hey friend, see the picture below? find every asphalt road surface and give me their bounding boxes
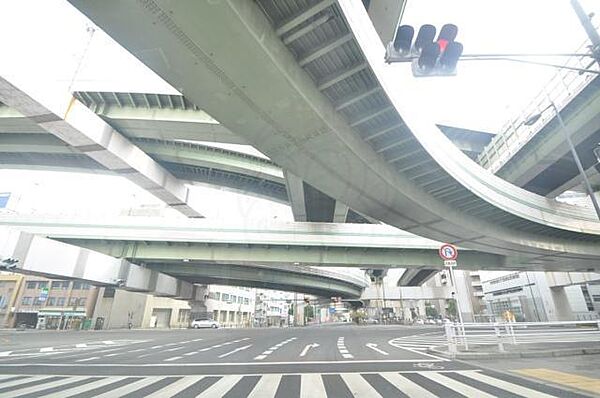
[0,324,596,397]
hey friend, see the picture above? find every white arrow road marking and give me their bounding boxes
[366,343,389,356]
[300,343,320,357]
[40,347,54,352]
[0,351,11,357]
[218,344,252,358]
[75,343,87,348]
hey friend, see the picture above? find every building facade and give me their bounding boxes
[483,272,600,322]
[1,274,99,329]
[92,287,193,329]
[254,289,293,327]
[0,273,24,328]
[205,285,256,327]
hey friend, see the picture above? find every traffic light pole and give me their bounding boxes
[386,52,600,75]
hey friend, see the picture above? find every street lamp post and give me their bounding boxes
[524,101,600,220]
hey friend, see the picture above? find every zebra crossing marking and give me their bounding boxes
[0,370,589,398]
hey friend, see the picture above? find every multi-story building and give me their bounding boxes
[483,272,600,322]
[9,275,99,329]
[254,289,293,327]
[205,285,256,327]
[92,287,193,329]
[0,273,24,328]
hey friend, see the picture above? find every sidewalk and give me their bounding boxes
[465,351,600,397]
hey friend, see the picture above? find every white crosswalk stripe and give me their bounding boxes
[0,376,82,398]
[197,375,243,397]
[0,370,583,397]
[301,373,327,397]
[379,372,437,398]
[44,377,127,398]
[247,374,282,397]
[145,376,203,398]
[341,373,383,398]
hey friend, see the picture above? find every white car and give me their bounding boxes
[191,319,220,329]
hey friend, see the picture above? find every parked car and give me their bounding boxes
[191,319,220,329]
[415,319,425,325]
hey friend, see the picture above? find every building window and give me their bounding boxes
[178,309,190,323]
[33,297,44,306]
[244,298,249,305]
[51,281,70,290]
[26,281,37,289]
[592,295,600,302]
[37,282,48,289]
[208,292,220,300]
[46,297,56,306]
[21,297,32,305]
[69,297,78,306]
[222,293,230,302]
[72,282,90,290]
[77,298,87,306]
[56,297,65,306]
[230,295,236,304]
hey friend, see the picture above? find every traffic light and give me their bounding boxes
[393,25,414,54]
[385,23,463,77]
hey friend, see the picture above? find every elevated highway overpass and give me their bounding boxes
[478,72,600,197]
[68,0,600,270]
[0,216,507,270]
[0,226,368,298]
[0,93,495,222]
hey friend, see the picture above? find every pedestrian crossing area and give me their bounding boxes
[0,370,589,397]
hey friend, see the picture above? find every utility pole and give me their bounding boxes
[570,0,600,65]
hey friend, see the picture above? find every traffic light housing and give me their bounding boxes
[386,23,463,77]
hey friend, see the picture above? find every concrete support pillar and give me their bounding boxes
[189,285,209,320]
[295,301,305,326]
[550,286,575,321]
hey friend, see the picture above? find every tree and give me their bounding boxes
[446,299,457,318]
[304,305,314,320]
[425,303,438,318]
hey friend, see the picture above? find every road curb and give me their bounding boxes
[427,345,600,360]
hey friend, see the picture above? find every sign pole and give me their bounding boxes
[439,243,467,349]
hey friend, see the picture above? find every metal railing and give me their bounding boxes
[445,320,600,354]
[477,35,600,173]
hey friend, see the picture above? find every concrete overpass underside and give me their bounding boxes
[68,0,600,271]
[143,262,365,298]
[1,228,367,298]
[489,76,600,197]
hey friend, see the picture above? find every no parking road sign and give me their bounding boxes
[439,243,458,265]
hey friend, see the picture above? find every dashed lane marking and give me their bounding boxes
[254,337,297,361]
[337,337,353,359]
[74,357,99,362]
[218,344,253,359]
